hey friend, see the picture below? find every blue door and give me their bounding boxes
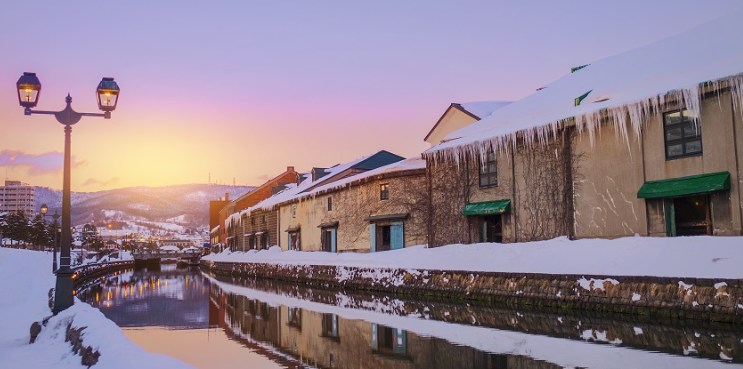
[330,228,337,253]
[390,222,404,250]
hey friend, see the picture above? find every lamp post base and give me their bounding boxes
[52,268,75,314]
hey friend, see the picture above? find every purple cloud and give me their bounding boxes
[0,150,63,175]
[82,177,120,187]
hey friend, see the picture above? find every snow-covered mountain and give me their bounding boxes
[35,184,253,232]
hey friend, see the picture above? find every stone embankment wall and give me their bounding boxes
[202,260,743,323]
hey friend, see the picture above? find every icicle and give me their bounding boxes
[427,74,743,169]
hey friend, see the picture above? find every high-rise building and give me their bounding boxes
[0,180,36,216]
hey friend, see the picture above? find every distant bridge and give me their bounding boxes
[132,249,202,266]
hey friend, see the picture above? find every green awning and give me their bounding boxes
[462,200,511,216]
[637,171,730,199]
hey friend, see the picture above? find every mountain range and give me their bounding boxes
[34,184,253,232]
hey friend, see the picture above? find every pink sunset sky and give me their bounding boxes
[1,0,740,191]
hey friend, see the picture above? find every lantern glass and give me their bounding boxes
[96,77,120,112]
[40,203,48,215]
[16,72,41,108]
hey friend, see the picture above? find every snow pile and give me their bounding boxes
[205,235,743,279]
[426,11,743,162]
[0,248,191,369]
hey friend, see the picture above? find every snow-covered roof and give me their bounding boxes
[458,101,512,119]
[302,157,426,198]
[426,12,743,159]
[226,151,405,224]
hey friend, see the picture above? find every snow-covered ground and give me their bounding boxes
[204,236,743,279]
[0,248,192,369]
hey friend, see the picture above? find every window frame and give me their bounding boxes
[327,197,333,211]
[380,183,389,201]
[663,109,703,160]
[478,151,498,188]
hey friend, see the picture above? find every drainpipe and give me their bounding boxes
[731,92,743,235]
[511,144,519,242]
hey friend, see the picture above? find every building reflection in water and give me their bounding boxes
[79,266,743,369]
[211,284,563,369]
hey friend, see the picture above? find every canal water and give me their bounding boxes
[77,264,743,369]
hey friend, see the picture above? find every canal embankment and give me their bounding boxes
[0,248,192,369]
[201,236,743,323]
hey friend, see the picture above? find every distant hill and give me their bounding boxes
[35,184,253,231]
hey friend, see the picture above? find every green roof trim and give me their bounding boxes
[462,200,511,216]
[637,171,730,199]
[574,89,592,106]
[571,64,589,73]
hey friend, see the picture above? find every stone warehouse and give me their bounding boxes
[423,19,743,246]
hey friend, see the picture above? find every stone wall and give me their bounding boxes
[202,260,743,324]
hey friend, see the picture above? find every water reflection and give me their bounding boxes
[78,264,208,328]
[79,266,743,369]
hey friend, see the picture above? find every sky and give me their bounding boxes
[1,0,741,192]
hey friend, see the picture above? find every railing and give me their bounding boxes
[131,249,202,260]
[70,260,134,283]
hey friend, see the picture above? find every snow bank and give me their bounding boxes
[204,236,743,279]
[0,248,192,369]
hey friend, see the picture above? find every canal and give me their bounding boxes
[77,264,743,369]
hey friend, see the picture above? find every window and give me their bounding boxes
[327,197,333,211]
[287,307,302,329]
[479,151,498,188]
[251,217,255,225]
[262,214,267,224]
[261,232,269,249]
[321,314,339,338]
[380,184,389,200]
[372,324,407,356]
[288,231,301,251]
[291,205,296,218]
[664,109,702,159]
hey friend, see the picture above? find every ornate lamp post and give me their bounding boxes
[17,72,120,314]
[39,204,61,272]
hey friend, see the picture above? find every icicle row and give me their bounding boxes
[423,73,743,167]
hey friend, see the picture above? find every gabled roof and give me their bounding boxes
[423,101,511,142]
[304,157,425,197]
[426,11,743,159]
[227,150,405,223]
[232,166,298,207]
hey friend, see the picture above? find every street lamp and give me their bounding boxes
[17,72,120,314]
[40,204,61,272]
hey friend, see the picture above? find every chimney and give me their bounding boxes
[224,192,229,202]
[287,166,295,173]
